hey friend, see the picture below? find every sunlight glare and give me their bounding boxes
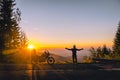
[28,44,35,49]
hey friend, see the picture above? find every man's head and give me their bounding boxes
[73,45,76,48]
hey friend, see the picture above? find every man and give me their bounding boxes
[65,45,83,64]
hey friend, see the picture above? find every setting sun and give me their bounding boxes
[28,44,35,49]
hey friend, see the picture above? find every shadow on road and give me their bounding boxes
[0,64,120,80]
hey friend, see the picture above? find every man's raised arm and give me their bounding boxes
[65,48,72,50]
[77,48,84,51]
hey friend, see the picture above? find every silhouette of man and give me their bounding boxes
[65,45,83,64]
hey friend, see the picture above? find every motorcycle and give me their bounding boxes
[32,50,55,64]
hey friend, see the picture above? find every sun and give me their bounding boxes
[28,44,35,50]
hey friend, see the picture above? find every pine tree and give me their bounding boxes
[19,31,28,48]
[0,0,20,49]
[113,22,120,55]
[0,0,27,62]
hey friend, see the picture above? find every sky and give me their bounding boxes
[16,0,120,51]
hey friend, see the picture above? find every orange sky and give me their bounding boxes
[28,39,113,49]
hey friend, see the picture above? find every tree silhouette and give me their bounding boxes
[113,22,120,55]
[0,0,27,62]
[90,45,111,59]
[102,45,109,55]
[19,31,28,48]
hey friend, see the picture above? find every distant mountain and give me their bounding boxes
[51,53,71,63]
[49,49,90,63]
[50,50,90,63]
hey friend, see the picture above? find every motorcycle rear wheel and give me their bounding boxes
[47,57,55,64]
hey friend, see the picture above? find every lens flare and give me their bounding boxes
[28,44,35,49]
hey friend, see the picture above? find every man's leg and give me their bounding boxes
[72,55,75,63]
[74,54,77,63]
